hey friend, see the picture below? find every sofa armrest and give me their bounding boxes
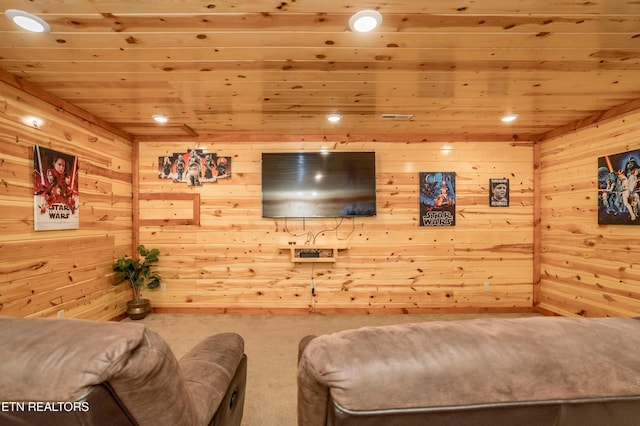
[298,335,316,362]
[209,354,247,426]
[297,334,329,426]
[179,332,246,426]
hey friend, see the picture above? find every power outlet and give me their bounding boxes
[57,310,64,319]
[160,282,167,292]
[483,282,490,291]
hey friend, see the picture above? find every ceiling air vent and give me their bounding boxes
[379,113,414,121]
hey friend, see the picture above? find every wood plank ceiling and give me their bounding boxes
[0,0,638,140]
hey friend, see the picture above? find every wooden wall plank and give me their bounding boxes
[539,107,640,317]
[137,139,535,312]
[0,80,133,320]
[3,49,639,319]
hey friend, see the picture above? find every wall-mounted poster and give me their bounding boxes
[598,149,640,225]
[158,148,231,186]
[490,178,509,207]
[33,145,79,231]
[419,172,456,226]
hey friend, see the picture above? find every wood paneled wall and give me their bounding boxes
[138,140,534,313]
[538,108,640,317]
[0,79,133,320]
[4,71,638,319]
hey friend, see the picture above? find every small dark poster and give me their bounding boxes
[490,178,509,207]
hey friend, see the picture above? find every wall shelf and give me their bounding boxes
[278,245,348,263]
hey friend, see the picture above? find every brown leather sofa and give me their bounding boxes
[0,317,247,426]
[298,316,640,426]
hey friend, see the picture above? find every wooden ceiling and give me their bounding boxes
[0,0,639,140]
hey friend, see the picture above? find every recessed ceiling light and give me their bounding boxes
[327,113,342,123]
[349,10,382,33]
[22,115,44,127]
[501,114,518,123]
[5,10,51,33]
[152,114,169,124]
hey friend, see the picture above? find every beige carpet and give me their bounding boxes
[128,312,539,426]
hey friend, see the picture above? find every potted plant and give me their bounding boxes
[113,245,162,320]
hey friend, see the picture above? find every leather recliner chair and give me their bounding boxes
[298,316,640,426]
[0,316,247,426]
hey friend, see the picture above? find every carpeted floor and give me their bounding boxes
[128,312,539,426]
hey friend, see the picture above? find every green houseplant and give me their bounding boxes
[113,245,162,319]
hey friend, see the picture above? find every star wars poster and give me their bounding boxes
[33,145,79,231]
[598,149,640,225]
[419,172,456,226]
[158,149,231,186]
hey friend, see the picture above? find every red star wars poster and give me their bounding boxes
[33,145,79,231]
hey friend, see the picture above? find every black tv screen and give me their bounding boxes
[262,152,377,218]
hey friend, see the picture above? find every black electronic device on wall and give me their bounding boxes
[261,151,377,218]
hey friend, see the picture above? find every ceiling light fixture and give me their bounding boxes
[5,9,51,33]
[501,114,518,123]
[22,115,44,128]
[152,114,169,124]
[327,113,342,123]
[349,10,382,33]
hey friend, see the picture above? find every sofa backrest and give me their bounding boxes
[0,317,198,425]
[298,316,640,426]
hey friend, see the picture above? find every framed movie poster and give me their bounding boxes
[490,178,509,207]
[598,149,640,225]
[419,172,456,226]
[33,145,79,231]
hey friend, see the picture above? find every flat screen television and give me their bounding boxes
[261,152,377,218]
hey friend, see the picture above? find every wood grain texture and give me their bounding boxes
[136,140,535,312]
[538,108,640,317]
[139,192,200,226]
[0,80,133,319]
[2,57,639,319]
[0,1,638,139]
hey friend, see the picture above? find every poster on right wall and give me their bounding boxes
[598,148,640,225]
[489,178,509,207]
